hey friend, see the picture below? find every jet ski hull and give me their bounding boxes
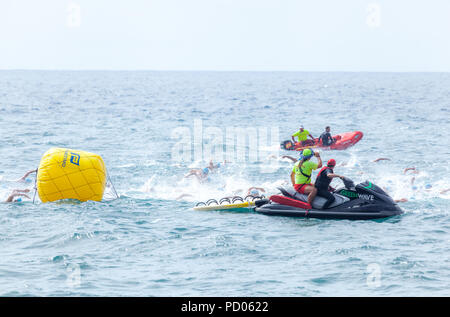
[256,181,404,220]
[255,202,403,220]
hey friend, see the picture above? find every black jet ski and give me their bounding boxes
[255,178,403,220]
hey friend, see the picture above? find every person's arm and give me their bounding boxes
[328,134,335,144]
[373,158,390,163]
[184,169,201,178]
[318,135,323,144]
[248,187,265,192]
[281,155,297,163]
[315,152,322,168]
[176,193,192,200]
[291,134,297,143]
[17,169,37,182]
[404,167,418,174]
[247,187,266,195]
[5,189,30,202]
[327,173,344,180]
[290,171,295,186]
[308,133,315,140]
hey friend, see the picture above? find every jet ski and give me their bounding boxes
[255,178,403,220]
[281,131,363,151]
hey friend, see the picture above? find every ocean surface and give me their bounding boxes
[0,71,449,296]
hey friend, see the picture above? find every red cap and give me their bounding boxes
[327,159,336,167]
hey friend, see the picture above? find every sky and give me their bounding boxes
[0,0,449,71]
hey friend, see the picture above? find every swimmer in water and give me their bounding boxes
[5,189,31,203]
[184,160,226,183]
[411,184,433,192]
[246,187,266,197]
[184,167,211,182]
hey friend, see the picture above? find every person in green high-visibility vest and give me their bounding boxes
[290,148,322,207]
[291,126,315,146]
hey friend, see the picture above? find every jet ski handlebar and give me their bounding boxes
[341,177,355,190]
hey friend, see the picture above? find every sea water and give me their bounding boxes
[0,71,449,296]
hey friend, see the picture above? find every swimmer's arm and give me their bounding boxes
[373,158,390,163]
[248,187,265,192]
[176,194,192,200]
[17,169,37,182]
[403,167,417,174]
[184,169,201,178]
[281,155,297,163]
[5,193,30,203]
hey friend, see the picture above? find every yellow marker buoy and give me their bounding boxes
[36,148,107,203]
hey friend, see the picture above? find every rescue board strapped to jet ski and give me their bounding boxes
[281,131,363,151]
[254,178,403,220]
[193,196,260,212]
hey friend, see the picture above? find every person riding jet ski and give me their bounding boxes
[314,159,346,209]
[291,148,322,207]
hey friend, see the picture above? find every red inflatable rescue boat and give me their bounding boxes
[281,131,363,151]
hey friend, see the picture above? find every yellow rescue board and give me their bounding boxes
[193,201,255,211]
[37,148,107,203]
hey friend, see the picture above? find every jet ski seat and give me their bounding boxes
[277,187,350,209]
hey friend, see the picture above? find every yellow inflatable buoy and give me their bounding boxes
[37,148,107,203]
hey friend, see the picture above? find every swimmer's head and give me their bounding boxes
[425,184,432,189]
[250,189,260,196]
[412,185,418,191]
[202,167,209,175]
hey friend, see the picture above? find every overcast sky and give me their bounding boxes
[1,0,449,71]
